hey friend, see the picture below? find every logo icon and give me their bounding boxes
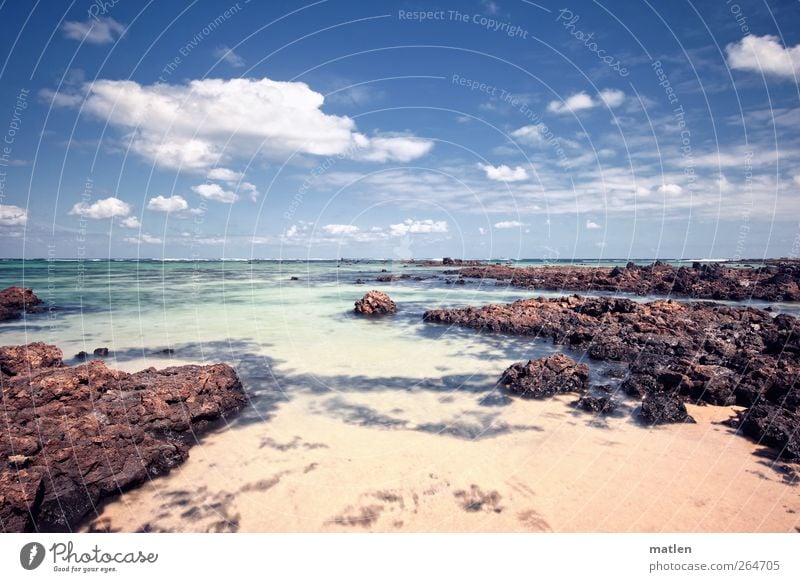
[20,542,46,570]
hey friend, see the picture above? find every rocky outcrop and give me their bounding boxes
[354,291,397,315]
[572,394,618,414]
[0,287,43,322]
[456,260,800,302]
[726,404,800,460]
[499,354,588,398]
[0,343,247,532]
[640,392,696,425]
[424,295,799,458]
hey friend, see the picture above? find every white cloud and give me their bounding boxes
[658,183,683,195]
[212,45,245,68]
[794,175,800,186]
[350,134,433,163]
[511,124,547,146]
[585,219,601,229]
[598,88,625,108]
[119,216,141,229]
[479,163,528,182]
[321,224,360,235]
[192,183,238,203]
[389,219,448,236]
[726,34,800,78]
[0,205,27,226]
[59,77,433,170]
[494,220,524,229]
[147,195,189,213]
[124,233,162,244]
[62,17,125,45]
[207,167,243,182]
[548,89,625,114]
[69,196,131,219]
[548,92,595,114]
[478,227,488,235]
[238,181,259,202]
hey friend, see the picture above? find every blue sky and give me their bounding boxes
[0,0,799,259]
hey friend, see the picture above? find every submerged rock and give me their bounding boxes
[499,354,589,398]
[354,290,397,316]
[0,342,247,532]
[0,287,43,322]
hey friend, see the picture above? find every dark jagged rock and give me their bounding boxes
[640,392,696,425]
[455,260,800,302]
[572,395,618,414]
[75,351,90,361]
[727,404,800,460]
[0,342,247,532]
[424,294,800,458]
[0,287,43,322]
[354,291,397,316]
[499,354,589,398]
[93,347,109,357]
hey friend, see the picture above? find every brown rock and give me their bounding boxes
[0,287,43,322]
[500,354,589,398]
[0,343,247,532]
[354,290,397,316]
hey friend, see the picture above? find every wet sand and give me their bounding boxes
[88,377,800,533]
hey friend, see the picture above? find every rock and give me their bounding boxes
[157,348,174,355]
[640,392,696,425]
[499,354,589,398]
[454,260,800,302]
[0,342,63,376]
[571,394,618,414]
[727,404,800,460]
[354,291,397,316]
[75,351,90,361]
[0,342,247,532]
[289,276,299,281]
[0,287,43,322]
[93,347,109,357]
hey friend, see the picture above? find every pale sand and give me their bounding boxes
[87,378,800,533]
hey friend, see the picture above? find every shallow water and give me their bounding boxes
[1,260,798,532]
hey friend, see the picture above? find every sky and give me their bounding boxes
[0,0,799,260]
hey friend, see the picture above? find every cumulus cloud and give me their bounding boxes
[658,183,683,195]
[0,205,28,226]
[147,195,189,213]
[548,89,625,114]
[321,224,360,235]
[124,233,162,244]
[192,183,238,203]
[62,17,125,45]
[119,216,141,229]
[727,34,800,78]
[212,45,245,68]
[56,77,433,170]
[511,124,547,146]
[494,220,524,229]
[69,196,131,219]
[585,219,601,229]
[479,163,529,182]
[389,219,448,236]
[207,167,243,182]
[0,204,28,226]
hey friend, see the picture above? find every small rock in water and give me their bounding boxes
[75,351,90,361]
[93,347,109,356]
[354,291,397,316]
